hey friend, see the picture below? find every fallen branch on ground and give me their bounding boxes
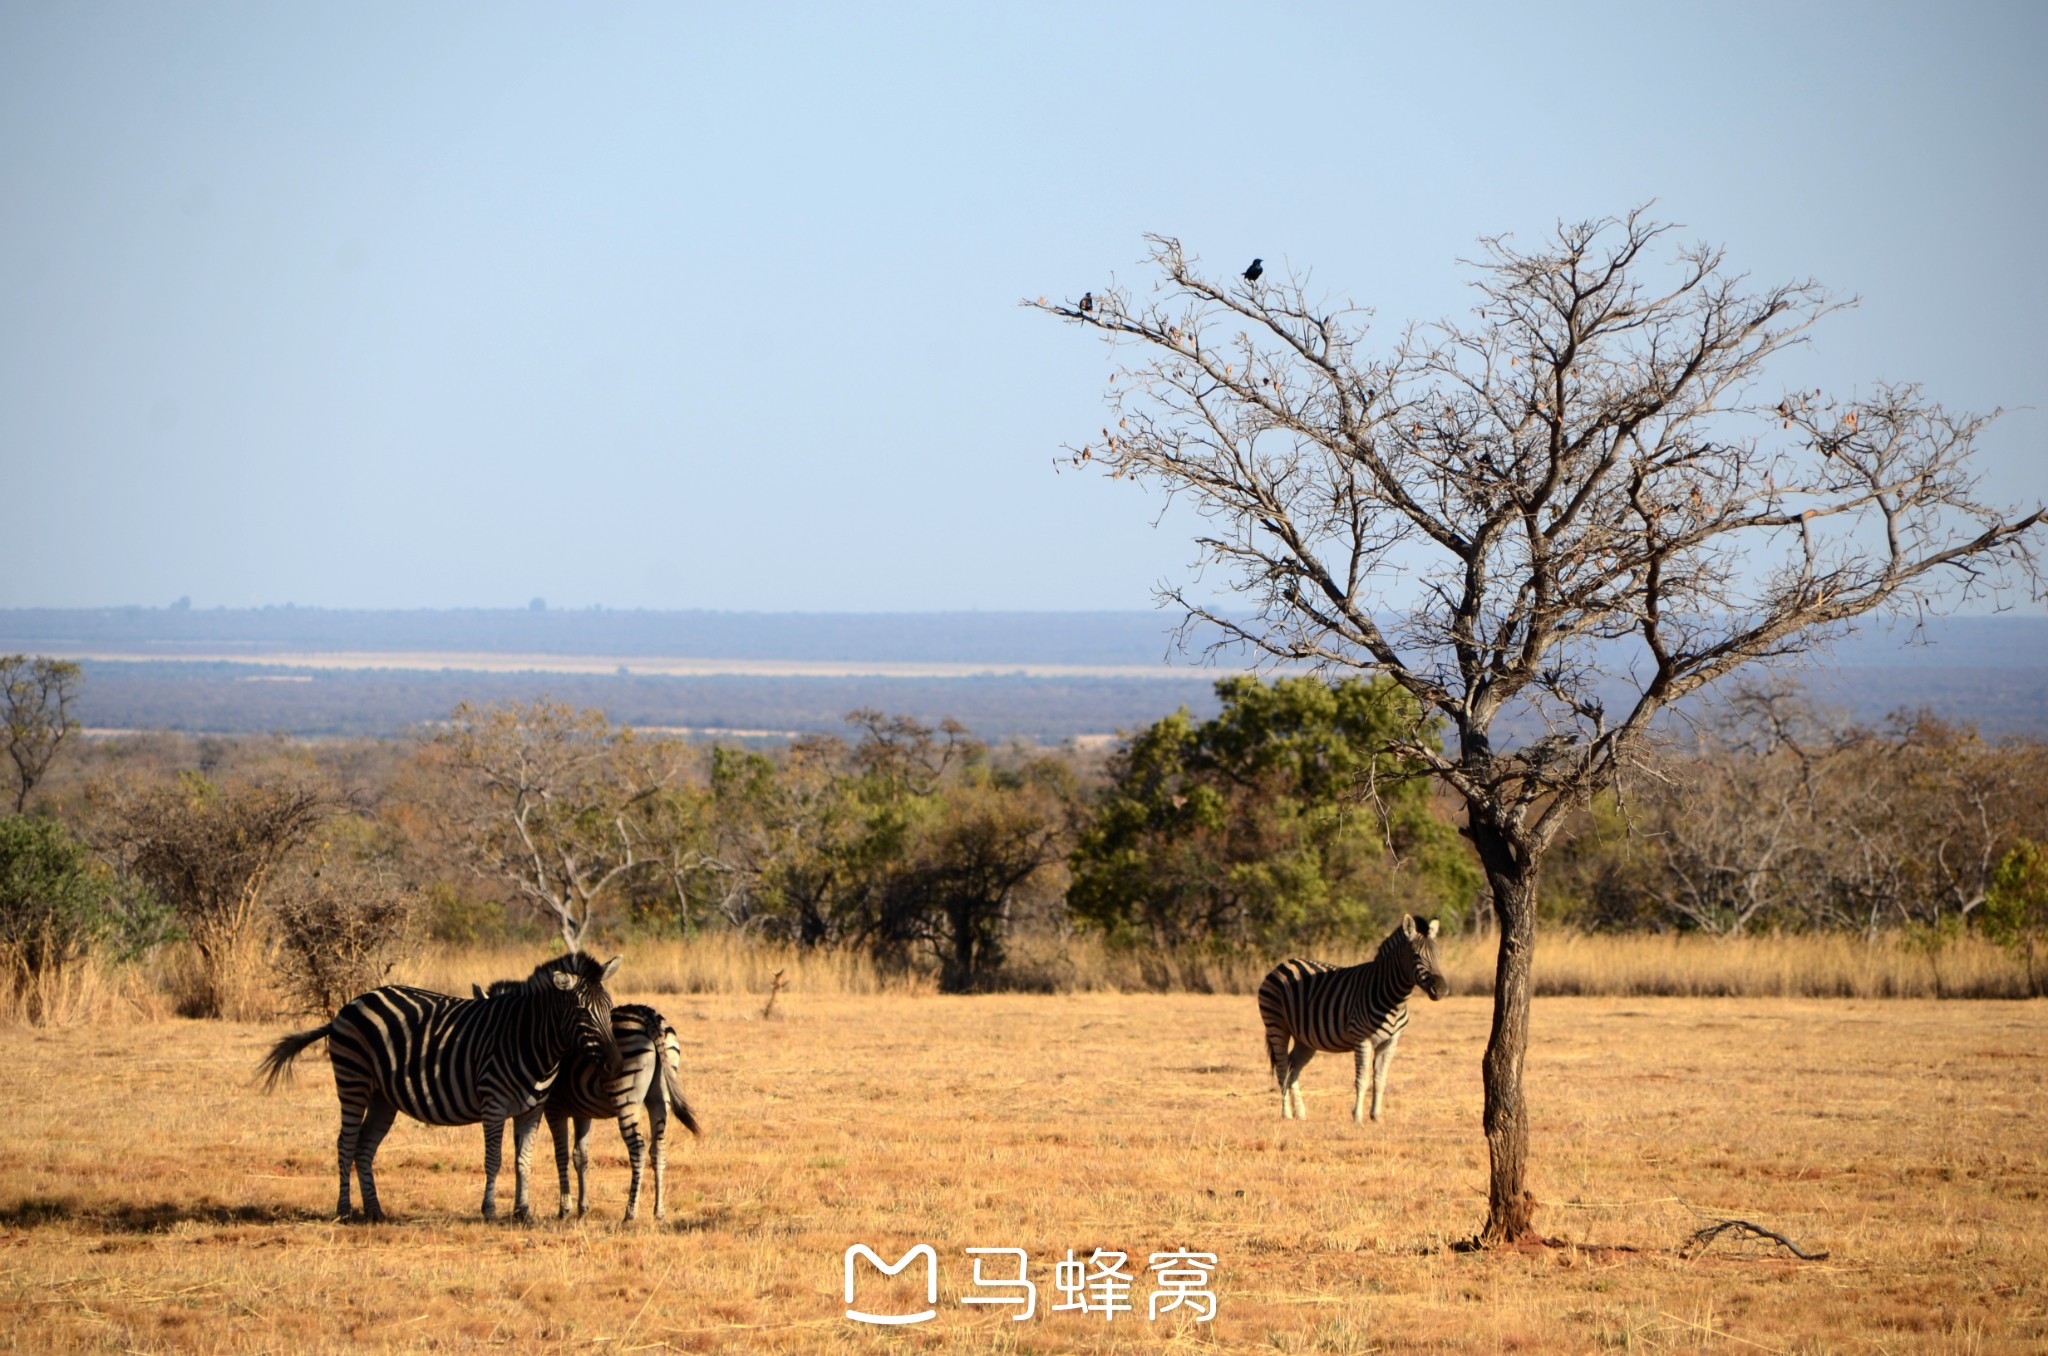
[1682,1218,1829,1260]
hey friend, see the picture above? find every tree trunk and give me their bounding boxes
[1471,817,1541,1245]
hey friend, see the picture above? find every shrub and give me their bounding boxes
[0,814,169,1023]
[270,853,421,1017]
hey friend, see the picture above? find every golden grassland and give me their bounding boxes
[400,930,2039,1004]
[1,972,2043,1353]
[5,930,2034,1032]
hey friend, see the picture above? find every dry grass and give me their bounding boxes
[0,954,170,1028]
[1434,930,2034,1001]
[398,929,2037,1006]
[5,930,2027,1030]
[1,984,2043,1352]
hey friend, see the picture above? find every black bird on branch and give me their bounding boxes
[1243,258,1264,283]
[1079,292,1094,312]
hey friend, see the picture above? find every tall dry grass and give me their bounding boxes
[401,928,2036,1003]
[1435,928,2031,1000]
[4,928,2033,1026]
[0,951,171,1027]
[397,934,931,1002]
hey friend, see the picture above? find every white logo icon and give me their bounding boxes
[843,1244,938,1326]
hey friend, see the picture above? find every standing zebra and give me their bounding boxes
[260,952,623,1222]
[1258,915,1448,1123]
[476,983,702,1221]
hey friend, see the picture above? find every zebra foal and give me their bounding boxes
[1258,915,1448,1123]
[260,952,623,1222]
[476,983,702,1221]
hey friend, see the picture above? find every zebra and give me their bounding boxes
[259,952,623,1223]
[475,982,702,1221]
[1257,915,1448,1123]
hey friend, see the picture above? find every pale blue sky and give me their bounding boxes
[2,1,2042,611]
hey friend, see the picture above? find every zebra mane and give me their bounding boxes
[1373,925,1415,962]
[473,952,609,1001]
[535,951,613,986]
[476,953,615,997]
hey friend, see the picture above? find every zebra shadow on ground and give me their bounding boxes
[0,1197,325,1233]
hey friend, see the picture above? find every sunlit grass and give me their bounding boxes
[403,928,2036,1003]
[1,990,2042,1351]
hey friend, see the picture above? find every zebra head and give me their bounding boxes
[1400,914,1449,1000]
[531,952,625,1074]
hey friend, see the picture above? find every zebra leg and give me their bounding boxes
[547,1109,573,1219]
[352,1095,399,1222]
[1286,1045,1315,1119]
[334,1100,366,1220]
[480,1116,505,1221]
[646,1089,669,1220]
[511,1106,543,1224]
[572,1116,593,1219]
[1370,1034,1400,1121]
[1353,1045,1370,1123]
[618,1109,647,1223]
[1266,1025,1295,1119]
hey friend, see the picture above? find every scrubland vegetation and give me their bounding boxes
[4,663,2048,1024]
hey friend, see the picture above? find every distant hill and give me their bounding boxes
[3,607,2041,741]
[0,606,1207,665]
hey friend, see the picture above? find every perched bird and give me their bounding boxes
[1079,292,1094,312]
[1243,258,1264,283]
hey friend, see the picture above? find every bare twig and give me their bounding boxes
[759,969,786,1021]
[1682,1218,1829,1261]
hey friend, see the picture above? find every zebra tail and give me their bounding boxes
[662,1060,702,1137]
[259,1023,333,1092]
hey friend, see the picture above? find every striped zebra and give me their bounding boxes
[1257,915,1447,1123]
[476,983,702,1221]
[259,952,623,1222]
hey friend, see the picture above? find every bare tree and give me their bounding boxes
[427,701,683,952]
[1035,211,2043,1243]
[2,656,83,814]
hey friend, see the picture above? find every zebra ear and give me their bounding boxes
[600,955,622,984]
[551,971,578,990]
[471,983,485,1000]
[1426,918,1440,937]
[1401,913,1418,937]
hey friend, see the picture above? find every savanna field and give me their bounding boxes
[2,939,2043,1354]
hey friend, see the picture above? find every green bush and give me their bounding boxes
[0,814,172,1021]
